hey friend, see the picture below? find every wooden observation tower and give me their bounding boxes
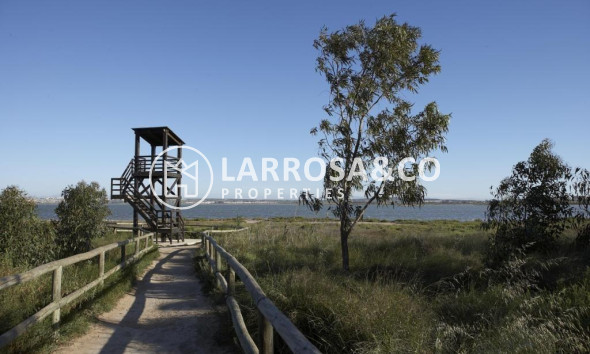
[111,127,185,242]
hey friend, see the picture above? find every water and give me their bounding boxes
[36,202,487,221]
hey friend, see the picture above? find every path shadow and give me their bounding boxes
[98,249,180,354]
[94,246,235,354]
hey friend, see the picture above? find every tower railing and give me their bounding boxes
[133,155,181,174]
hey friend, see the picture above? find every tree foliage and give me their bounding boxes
[56,181,110,256]
[571,167,590,247]
[0,186,56,267]
[306,14,450,270]
[484,139,574,259]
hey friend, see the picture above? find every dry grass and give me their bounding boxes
[200,219,590,353]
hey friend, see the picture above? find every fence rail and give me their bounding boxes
[202,233,321,354]
[0,232,156,349]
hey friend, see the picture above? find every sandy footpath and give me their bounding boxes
[55,242,237,354]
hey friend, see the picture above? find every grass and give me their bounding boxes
[185,217,248,233]
[200,219,590,353]
[0,232,159,354]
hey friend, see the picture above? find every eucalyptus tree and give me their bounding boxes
[302,15,450,271]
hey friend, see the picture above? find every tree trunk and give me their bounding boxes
[339,194,352,271]
[340,231,350,271]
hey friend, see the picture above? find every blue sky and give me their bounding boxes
[0,0,588,200]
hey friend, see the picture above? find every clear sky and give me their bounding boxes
[1,0,588,200]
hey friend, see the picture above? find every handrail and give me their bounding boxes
[0,232,156,348]
[202,233,321,354]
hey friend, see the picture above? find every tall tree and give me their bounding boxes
[303,15,450,271]
[56,181,110,256]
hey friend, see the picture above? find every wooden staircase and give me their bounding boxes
[111,157,185,242]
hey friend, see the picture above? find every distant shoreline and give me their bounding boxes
[34,198,488,205]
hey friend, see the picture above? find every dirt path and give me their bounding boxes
[55,242,237,354]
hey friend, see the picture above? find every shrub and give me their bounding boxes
[55,181,110,256]
[0,186,56,267]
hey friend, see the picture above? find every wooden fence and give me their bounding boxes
[0,232,156,348]
[202,233,321,354]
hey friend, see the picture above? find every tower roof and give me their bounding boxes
[132,126,184,146]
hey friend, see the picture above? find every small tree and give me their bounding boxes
[304,15,450,271]
[56,181,110,256]
[0,186,56,267]
[484,139,573,258]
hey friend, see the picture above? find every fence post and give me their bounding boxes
[121,244,126,264]
[258,309,274,354]
[215,249,222,289]
[99,251,105,287]
[135,238,140,255]
[206,239,212,272]
[226,267,236,329]
[52,266,63,329]
[227,268,235,296]
[215,248,222,272]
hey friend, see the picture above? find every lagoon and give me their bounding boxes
[36,202,487,221]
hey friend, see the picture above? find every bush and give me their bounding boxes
[55,181,110,257]
[484,139,573,261]
[0,186,56,267]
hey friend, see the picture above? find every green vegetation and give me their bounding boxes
[0,182,158,353]
[198,141,590,352]
[200,219,590,353]
[0,232,158,353]
[0,182,111,268]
